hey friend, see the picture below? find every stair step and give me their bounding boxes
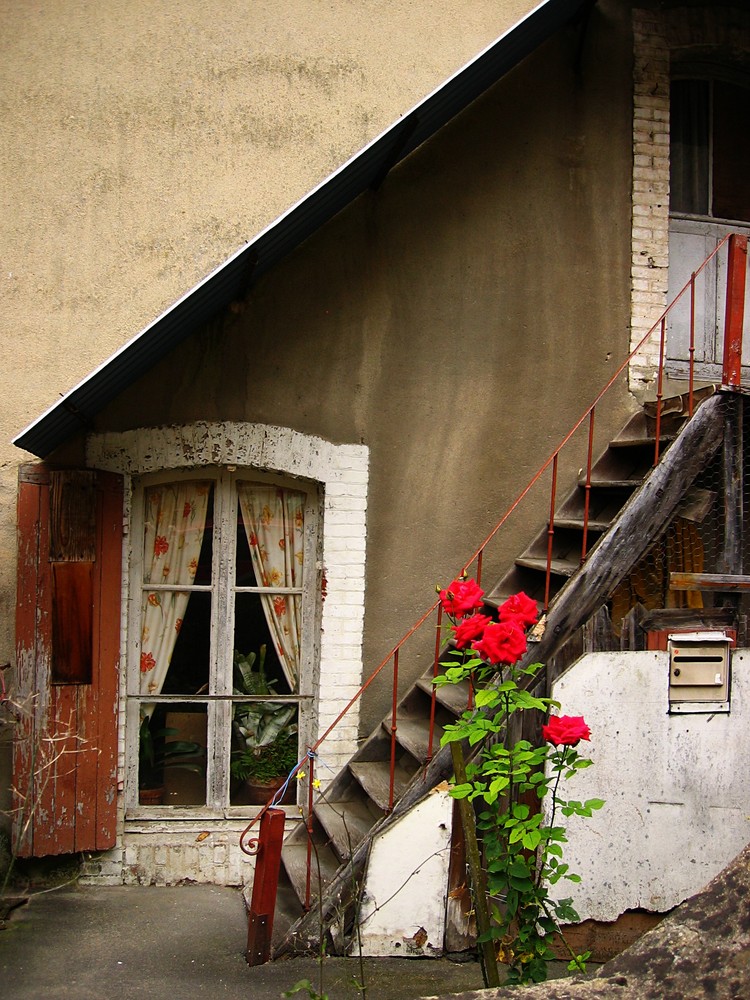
[315,797,382,861]
[580,475,642,489]
[553,516,610,532]
[515,555,578,578]
[381,715,433,762]
[349,760,414,812]
[416,676,472,716]
[282,836,340,907]
[609,433,678,449]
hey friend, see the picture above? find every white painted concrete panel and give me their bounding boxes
[355,788,453,957]
[548,650,750,922]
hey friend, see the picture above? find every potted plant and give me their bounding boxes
[231,645,299,804]
[139,716,206,805]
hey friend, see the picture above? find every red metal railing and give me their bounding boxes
[241,232,747,947]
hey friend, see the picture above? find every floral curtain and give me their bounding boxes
[237,484,304,692]
[140,481,211,700]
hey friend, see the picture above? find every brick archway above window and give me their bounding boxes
[87,422,369,773]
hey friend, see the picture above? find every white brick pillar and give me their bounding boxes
[629,8,670,396]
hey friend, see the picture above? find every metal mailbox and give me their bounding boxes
[667,630,732,713]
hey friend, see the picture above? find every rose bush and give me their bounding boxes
[436,578,602,985]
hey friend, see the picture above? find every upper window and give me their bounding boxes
[127,468,320,815]
[670,77,750,223]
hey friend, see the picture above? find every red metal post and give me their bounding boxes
[722,233,748,389]
[427,605,443,762]
[688,272,696,416]
[654,317,666,465]
[388,649,399,812]
[304,754,315,911]
[581,409,595,562]
[246,807,286,966]
[544,454,558,612]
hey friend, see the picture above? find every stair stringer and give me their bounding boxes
[272,390,728,959]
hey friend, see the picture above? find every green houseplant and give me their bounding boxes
[138,717,206,805]
[230,645,299,803]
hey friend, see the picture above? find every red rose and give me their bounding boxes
[472,620,527,665]
[453,613,491,650]
[439,578,485,618]
[542,715,591,746]
[154,535,169,556]
[497,592,538,630]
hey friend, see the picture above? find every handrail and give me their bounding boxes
[240,231,747,859]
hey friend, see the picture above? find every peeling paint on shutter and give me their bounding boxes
[13,465,123,856]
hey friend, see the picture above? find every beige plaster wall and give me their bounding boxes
[92,2,637,730]
[0,0,539,672]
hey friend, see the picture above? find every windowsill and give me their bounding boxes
[125,804,301,829]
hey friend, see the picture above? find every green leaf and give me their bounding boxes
[522,829,542,850]
[449,783,473,799]
[585,797,605,811]
[474,689,499,708]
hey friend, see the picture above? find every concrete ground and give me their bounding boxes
[0,883,489,999]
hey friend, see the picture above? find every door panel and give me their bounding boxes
[667,219,750,383]
[14,466,123,856]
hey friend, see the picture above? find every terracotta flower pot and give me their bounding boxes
[139,785,165,806]
[243,774,295,805]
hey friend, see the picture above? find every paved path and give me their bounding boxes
[0,884,486,999]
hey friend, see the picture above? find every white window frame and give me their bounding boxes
[124,466,321,818]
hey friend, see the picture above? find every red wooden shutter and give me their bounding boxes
[14,465,123,857]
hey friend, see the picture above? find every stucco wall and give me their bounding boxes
[87,2,636,730]
[1,0,535,673]
[549,650,750,922]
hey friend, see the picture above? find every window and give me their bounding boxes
[127,468,319,814]
[670,77,750,223]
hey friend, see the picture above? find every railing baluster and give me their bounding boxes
[581,408,595,563]
[388,649,399,812]
[654,316,666,465]
[427,605,443,763]
[304,753,315,912]
[544,454,558,612]
[689,271,696,416]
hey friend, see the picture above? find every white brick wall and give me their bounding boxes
[629,8,670,395]
[86,421,369,884]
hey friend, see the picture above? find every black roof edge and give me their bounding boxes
[14,0,591,458]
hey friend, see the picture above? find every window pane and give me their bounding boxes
[712,81,750,223]
[230,703,298,806]
[670,79,710,215]
[142,481,213,585]
[234,593,293,695]
[139,703,207,807]
[236,485,305,694]
[155,592,211,695]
